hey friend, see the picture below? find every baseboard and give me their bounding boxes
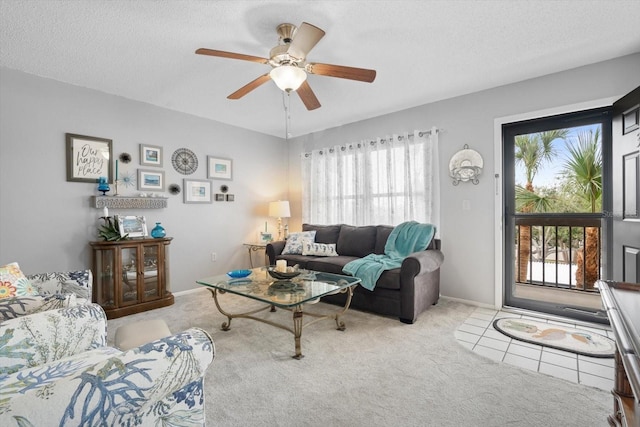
[440,295,497,310]
[172,287,209,297]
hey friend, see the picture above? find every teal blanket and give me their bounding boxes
[342,221,435,291]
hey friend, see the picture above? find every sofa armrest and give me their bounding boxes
[0,303,107,376]
[266,240,286,265]
[25,269,93,302]
[0,328,215,426]
[401,249,445,277]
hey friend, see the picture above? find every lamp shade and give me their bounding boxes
[269,66,307,92]
[269,200,291,218]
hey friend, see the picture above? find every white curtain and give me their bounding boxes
[301,128,439,229]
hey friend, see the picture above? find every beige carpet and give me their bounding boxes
[107,289,609,426]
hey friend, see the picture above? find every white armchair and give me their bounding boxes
[0,303,215,425]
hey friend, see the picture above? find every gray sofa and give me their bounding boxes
[266,224,444,324]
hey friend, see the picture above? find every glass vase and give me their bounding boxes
[150,222,166,239]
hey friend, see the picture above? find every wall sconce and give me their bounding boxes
[449,144,483,185]
[269,200,291,240]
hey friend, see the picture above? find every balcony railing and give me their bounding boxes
[514,214,602,293]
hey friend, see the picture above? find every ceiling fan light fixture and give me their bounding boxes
[270,65,306,92]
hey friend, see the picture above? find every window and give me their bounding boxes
[301,130,439,227]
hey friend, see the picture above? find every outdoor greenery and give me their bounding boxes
[516,128,602,214]
[514,129,568,282]
[514,126,602,287]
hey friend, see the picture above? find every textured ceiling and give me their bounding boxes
[1,1,639,138]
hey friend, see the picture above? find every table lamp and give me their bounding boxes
[269,200,291,240]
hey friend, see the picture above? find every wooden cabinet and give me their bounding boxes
[90,237,174,319]
[598,280,640,427]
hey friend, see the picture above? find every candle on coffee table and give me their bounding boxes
[276,260,287,272]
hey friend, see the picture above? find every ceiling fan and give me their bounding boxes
[195,22,376,110]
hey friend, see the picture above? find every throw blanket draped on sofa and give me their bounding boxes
[342,221,435,290]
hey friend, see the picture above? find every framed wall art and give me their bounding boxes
[138,169,165,191]
[117,215,148,238]
[184,179,212,204]
[207,156,232,180]
[66,133,113,183]
[139,144,163,167]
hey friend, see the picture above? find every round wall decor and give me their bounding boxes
[119,152,132,163]
[449,144,483,185]
[171,148,198,175]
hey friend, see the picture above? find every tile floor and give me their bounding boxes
[455,306,615,392]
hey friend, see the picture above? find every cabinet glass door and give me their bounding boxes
[94,248,115,308]
[121,246,139,304]
[142,243,161,301]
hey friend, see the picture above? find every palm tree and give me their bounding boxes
[562,128,602,289]
[514,129,568,282]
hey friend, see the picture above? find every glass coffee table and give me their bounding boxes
[196,267,361,359]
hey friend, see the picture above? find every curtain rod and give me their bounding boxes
[302,127,441,158]
[374,128,441,144]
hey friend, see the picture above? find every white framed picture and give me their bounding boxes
[138,169,165,191]
[184,179,212,204]
[207,156,232,180]
[116,215,148,238]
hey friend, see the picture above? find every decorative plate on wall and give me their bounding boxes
[171,148,198,175]
[449,144,483,185]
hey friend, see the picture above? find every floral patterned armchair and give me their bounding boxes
[0,303,215,426]
[0,268,92,321]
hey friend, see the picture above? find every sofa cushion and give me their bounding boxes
[282,231,317,255]
[275,254,314,269]
[374,225,394,254]
[375,269,402,290]
[0,262,37,299]
[302,242,338,257]
[0,303,107,375]
[337,225,377,257]
[26,270,92,301]
[306,256,359,275]
[302,224,342,244]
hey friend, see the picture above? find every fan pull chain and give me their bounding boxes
[282,91,292,141]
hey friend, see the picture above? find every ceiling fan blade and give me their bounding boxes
[306,62,376,83]
[287,22,325,60]
[296,80,321,110]
[195,48,269,64]
[227,74,271,99]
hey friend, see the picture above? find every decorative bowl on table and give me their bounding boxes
[227,269,252,278]
[266,265,301,280]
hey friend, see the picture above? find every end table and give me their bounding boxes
[243,242,268,267]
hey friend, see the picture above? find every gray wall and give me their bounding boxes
[0,68,287,293]
[2,54,639,303]
[288,53,640,306]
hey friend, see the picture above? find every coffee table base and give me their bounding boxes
[206,286,355,359]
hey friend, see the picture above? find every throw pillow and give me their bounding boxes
[0,262,38,299]
[302,242,339,257]
[282,231,317,255]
